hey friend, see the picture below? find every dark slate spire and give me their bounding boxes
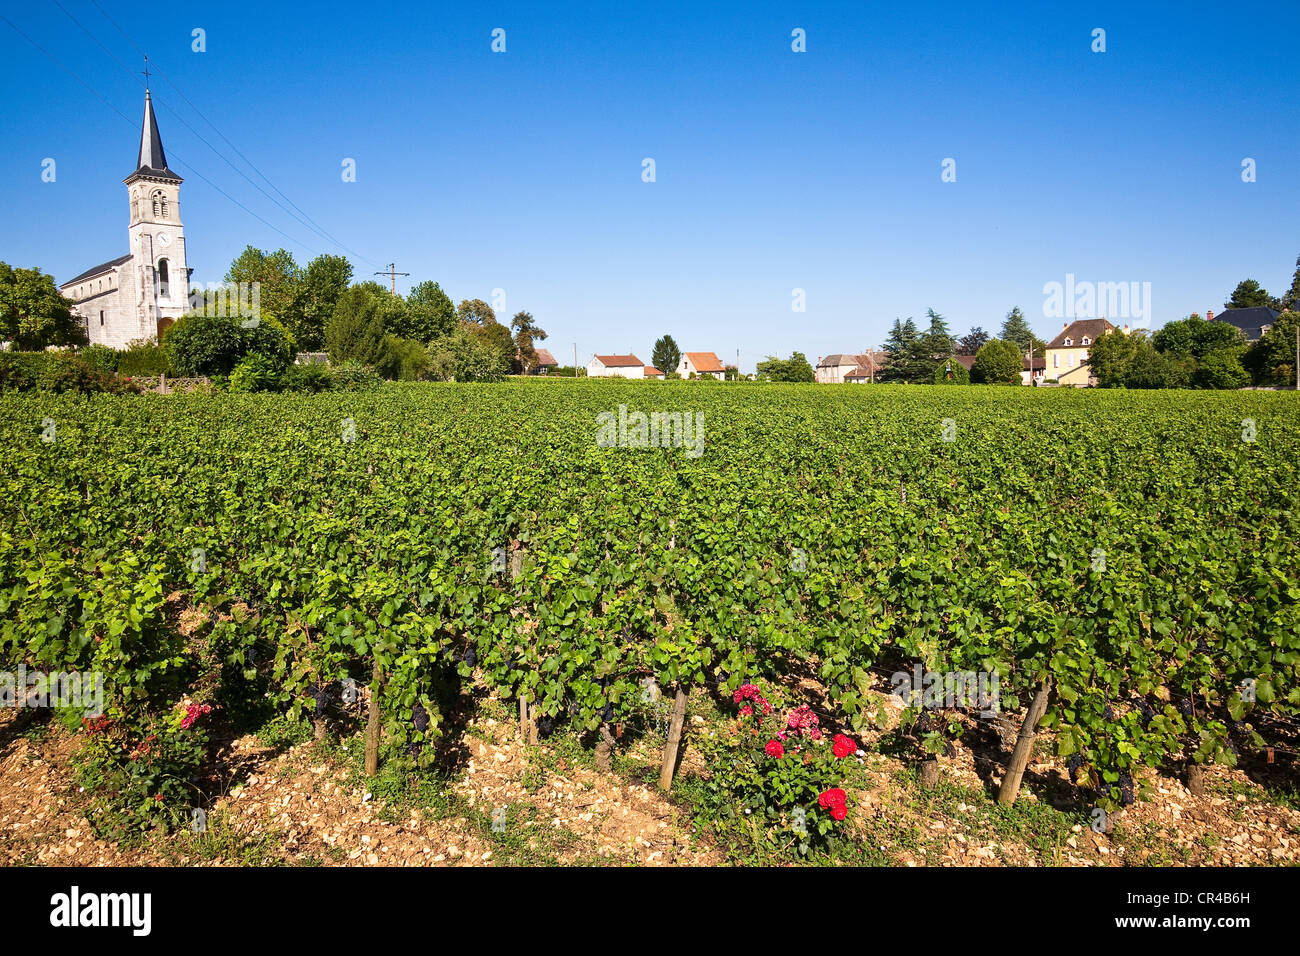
[127,88,181,182]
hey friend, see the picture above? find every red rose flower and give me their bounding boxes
[818,787,848,821]
[832,734,856,758]
[765,740,784,759]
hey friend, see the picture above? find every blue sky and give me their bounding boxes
[2,0,1297,370]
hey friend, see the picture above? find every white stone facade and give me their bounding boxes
[60,90,192,348]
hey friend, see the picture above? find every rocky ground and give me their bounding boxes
[2,686,1296,867]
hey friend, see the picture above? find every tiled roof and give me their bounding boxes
[61,254,131,288]
[684,351,725,372]
[534,348,557,366]
[1212,307,1279,341]
[643,366,664,377]
[593,354,643,367]
[1046,318,1116,350]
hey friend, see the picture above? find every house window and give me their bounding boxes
[1261,325,1271,335]
[157,258,170,298]
[1082,337,1091,346]
[1064,338,1073,346]
[100,311,105,326]
[1053,354,1059,368]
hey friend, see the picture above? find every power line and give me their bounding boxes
[59,0,378,268]
[1,11,324,258]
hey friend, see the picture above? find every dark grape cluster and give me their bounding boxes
[601,704,615,723]
[537,715,555,738]
[1118,773,1134,806]
[412,703,429,733]
[1195,636,1210,656]
[1178,697,1193,718]
[462,647,477,667]
[1136,700,1155,727]
[309,682,332,718]
[1102,704,1115,721]
[1067,753,1083,785]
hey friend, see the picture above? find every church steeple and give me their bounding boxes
[127,87,181,183]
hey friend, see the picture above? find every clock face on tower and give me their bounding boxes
[157,232,172,247]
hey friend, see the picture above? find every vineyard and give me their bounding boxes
[2,380,1298,860]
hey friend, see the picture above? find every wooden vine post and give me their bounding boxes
[996,678,1052,805]
[658,685,690,791]
[364,657,384,777]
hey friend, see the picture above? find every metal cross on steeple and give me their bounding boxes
[141,55,151,91]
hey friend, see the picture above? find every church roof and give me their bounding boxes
[61,254,132,288]
[125,90,181,183]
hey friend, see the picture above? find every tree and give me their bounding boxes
[920,308,954,359]
[406,281,457,343]
[426,329,509,382]
[1153,313,1243,358]
[1125,339,1190,389]
[1000,307,1044,356]
[0,263,85,349]
[510,311,548,373]
[226,246,302,325]
[1244,310,1300,386]
[956,327,989,355]
[755,352,815,382]
[1192,348,1249,390]
[325,285,387,366]
[971,339,1022,385]
[652,335,681,375]
[881,317,933,383]
[1281,256,1300,313]
[165,310,292,376]
[1225,278,1279,311]
[1087,329,1141,387]
[296,254,354,350]
[456,298,497,326]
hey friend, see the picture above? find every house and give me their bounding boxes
[59,88,193,347]
[817,351,887,383]
[643,366,665,380]
[1045,318,1120,387]
[677,351,725,380]
[1206,307,1279,343]
[1021,355,1046,386]
[532,348,558,374]
[587,354,647,379]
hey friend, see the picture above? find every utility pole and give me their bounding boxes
[573,343,577,375]
[373,263,410,295]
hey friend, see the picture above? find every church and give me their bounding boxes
[59,87,192,348]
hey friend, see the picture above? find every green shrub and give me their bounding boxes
[933,358,971,384]
[376,334,430,381]
[74,703,213,838]
[280,362,334,392]
[117,339,174,376]
[330,359,382,391]
[166,312,293,377]
[1192,348,1250,390]
[79,344,120,374]
[228,353,282,393]
[0,352,33,391]
[37,353,137,394]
